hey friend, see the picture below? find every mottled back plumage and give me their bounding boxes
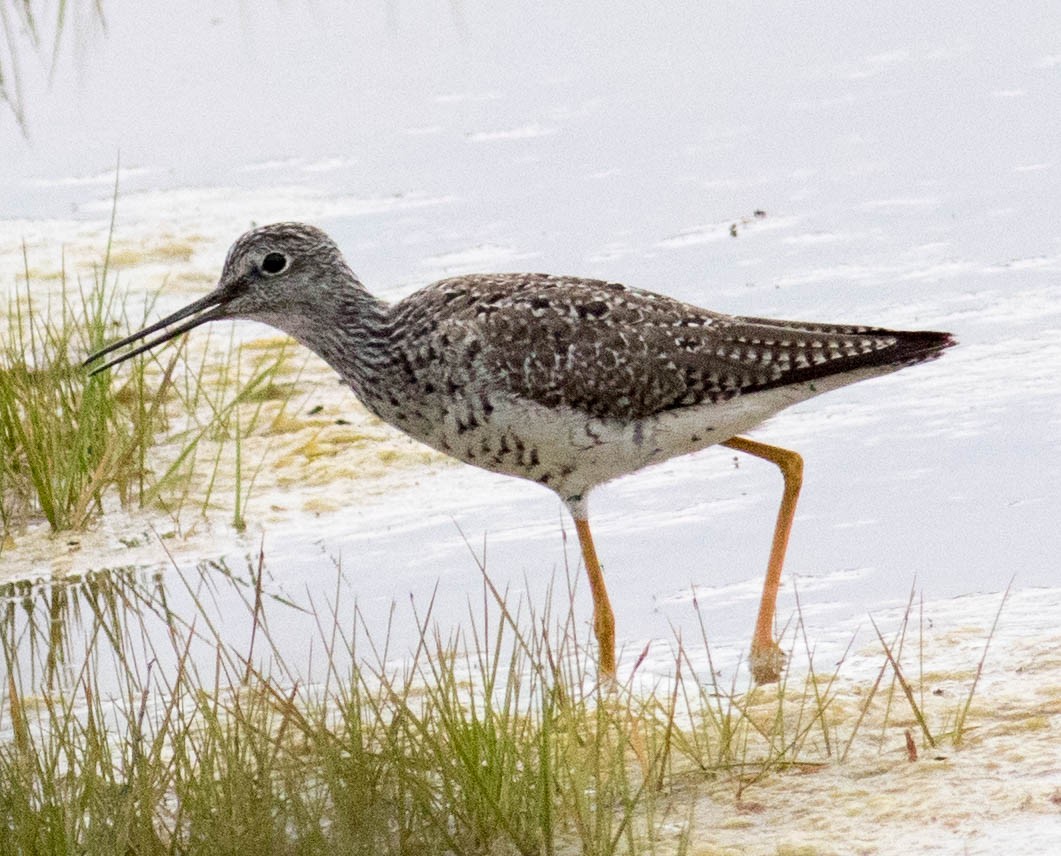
[394,272,948,422]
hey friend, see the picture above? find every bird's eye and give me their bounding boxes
[261,252,288,275]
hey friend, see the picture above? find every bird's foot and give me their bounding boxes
[750,641,786,685]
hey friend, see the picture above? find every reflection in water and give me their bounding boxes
[3,565,166,694]
[0,555,277,702]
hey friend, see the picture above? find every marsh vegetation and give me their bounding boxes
[0,550,1003,855]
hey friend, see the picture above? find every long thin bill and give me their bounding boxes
[83,289,228,375]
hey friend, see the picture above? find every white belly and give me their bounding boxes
[420,363,895,510]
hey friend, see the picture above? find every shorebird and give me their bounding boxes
[85,223,954,683]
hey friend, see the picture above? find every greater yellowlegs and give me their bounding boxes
[85,223,955,683]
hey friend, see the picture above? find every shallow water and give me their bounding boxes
[2,2,1060,683]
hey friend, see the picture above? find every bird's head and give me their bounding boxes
[84,222,348,374]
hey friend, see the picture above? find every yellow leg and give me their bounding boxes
[722,436,804,684]
[570,518,647,774]
[573,517,617,677]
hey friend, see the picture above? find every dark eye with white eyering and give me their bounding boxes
[261,252,288,275]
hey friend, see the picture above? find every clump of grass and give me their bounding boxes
[0,238,167,534]
[1,207,299,542]
[0,546,1005,855]
[0,556,671,855]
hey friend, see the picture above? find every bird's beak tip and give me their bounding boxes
[80,288,229,373]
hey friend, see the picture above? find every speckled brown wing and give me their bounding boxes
[395,273,952,421]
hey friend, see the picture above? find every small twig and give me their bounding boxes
[904,729,918,762]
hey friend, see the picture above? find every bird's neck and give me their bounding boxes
[266,272,394,401]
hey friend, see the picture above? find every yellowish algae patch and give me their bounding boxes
[130,338,450,523]
[0,325,449,573]
[105,234,201,267]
